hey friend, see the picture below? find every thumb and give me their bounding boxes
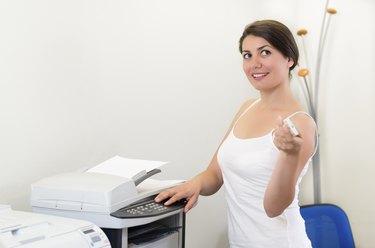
[276,115,283,128]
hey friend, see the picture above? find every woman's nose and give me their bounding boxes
[250,57,262,69]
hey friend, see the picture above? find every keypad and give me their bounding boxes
[111,198,186,219]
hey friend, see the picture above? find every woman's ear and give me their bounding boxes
[287,58,294,68]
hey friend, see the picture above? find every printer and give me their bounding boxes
[0,205,110,248]
[30,156,186,248]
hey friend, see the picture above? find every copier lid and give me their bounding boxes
[31,172,137,214]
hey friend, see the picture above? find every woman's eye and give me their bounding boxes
[242,53,251,59]
[261,50,271,56]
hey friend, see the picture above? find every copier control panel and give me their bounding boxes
[111,196,186,218]
[80,225,112,247]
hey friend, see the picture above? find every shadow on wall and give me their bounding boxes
[214,229,229,248]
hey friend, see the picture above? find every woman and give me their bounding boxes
[155,20,317,247]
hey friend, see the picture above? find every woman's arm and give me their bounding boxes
[155,99,257,212]
[154,151,223,212]
[264,114,316,217]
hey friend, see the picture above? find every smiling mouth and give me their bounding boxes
[252,73,268,79]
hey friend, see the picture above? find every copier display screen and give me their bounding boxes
[83,229,95,234]
[91,235,102,243]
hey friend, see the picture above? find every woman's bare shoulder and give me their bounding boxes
[229,98,260,128]
[238,98,259,113]
[290,112,316,128]
[290,112,317,141]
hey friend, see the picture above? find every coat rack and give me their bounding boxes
[296,0,337,204]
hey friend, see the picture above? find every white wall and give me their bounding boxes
[296,1,375,247]
[0,0,374,247]
[312,1,375,247]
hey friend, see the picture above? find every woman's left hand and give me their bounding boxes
[273,116,302,155]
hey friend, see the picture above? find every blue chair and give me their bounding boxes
[300,204,355,248]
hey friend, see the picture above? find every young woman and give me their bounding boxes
[155,20,317,247]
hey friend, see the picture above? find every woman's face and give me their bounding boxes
[241,35,293,91]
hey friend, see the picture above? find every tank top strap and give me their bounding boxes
[285,111,311,120]
[285,111,319,159]
[233,98,261,127]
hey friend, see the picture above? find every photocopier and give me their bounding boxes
[0,204,110,248]
[30,156,186,248]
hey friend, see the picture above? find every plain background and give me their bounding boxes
[1,0,374,247]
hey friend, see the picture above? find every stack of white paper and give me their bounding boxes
[87,156,168,181]
[87,156,184,190]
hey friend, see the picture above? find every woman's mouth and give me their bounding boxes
[252,73,269,79]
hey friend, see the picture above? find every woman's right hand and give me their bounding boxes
[154,179,201,213]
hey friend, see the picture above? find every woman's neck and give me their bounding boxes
[258,86,299,111]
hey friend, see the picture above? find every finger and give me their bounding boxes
[276,115,283,128]
[154,195,165,203]
[163,188,189,205]
[164,195,181,205]
[184,196,198,213]
[154,189,174,203]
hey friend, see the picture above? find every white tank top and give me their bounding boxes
[217,100,315,248]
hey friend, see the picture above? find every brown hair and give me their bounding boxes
[239,20,299,71]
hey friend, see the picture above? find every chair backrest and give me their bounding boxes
[300,204,355,248]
